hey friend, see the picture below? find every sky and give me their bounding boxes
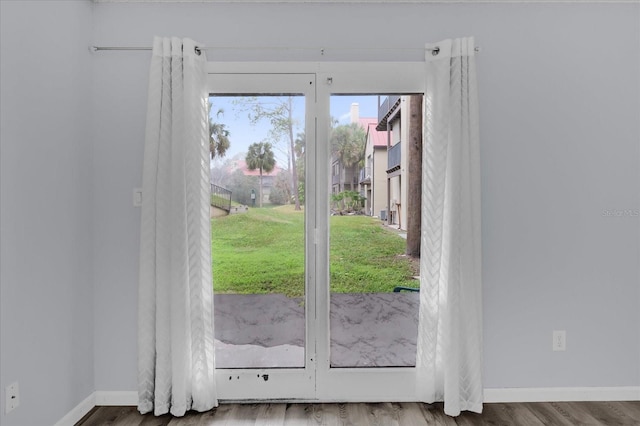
[209,95,381,168]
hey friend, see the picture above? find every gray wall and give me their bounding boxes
[0,1,95,425]
[91,1,639,391]
[0,2,638,424]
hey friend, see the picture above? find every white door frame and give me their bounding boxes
[208,73,317,401]
[207,62,426,402]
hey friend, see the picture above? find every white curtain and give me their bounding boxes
[138,37,217,416]
[416,37,483,416]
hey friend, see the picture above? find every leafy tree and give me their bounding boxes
[210,161,229,187]
[246,142,276,208]
[227,169,257,205]
[341,190,365,212]
[330,123,366,190]
[331,190,365,214]
[269,171,292,205]
[208,104,231,160]
[294,131,306,205]
[331,192,345,212]
[295,131,305,159]
[297,181,305,204]
[236,96,302,210]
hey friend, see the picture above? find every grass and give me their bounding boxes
[210,194,240,208]
[211,205,418,297]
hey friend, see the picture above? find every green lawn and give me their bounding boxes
[210,194,240,208]
[211,205,418,297]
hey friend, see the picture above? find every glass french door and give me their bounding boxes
[208,74,317,400]
[207,63,425,401]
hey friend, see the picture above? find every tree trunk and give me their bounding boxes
[288,97,301,210]
[259,169,263,208]
[406,95,423,258]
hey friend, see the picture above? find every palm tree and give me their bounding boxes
[236,96,302,211]
[330,123,366,191]
[245,142,275,208]
[209,105,230,160]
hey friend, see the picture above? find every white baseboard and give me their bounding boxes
[91,387,640,405]
[484,386,640,403]
[95,390,139,406]
[53,393,96,426]
[55,386,639,425]
[53,391,138,426]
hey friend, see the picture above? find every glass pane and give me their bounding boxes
[329,95,422,367]
[210,95,306,369]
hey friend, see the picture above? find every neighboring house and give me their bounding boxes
[377,95,404,229]
[358,118,388,218]
[228,159,283,204]
[331,103,365,195]
[376,95,421,231]
[331,159,358,194]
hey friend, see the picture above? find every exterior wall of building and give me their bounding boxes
[372,147,388,219]
[385,97,407,230]
[389,175,401,226]
[332,158,358,194]
[362,154,372,214]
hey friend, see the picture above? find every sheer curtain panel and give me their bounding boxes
[138,37,217,416]
[416,37,483,416]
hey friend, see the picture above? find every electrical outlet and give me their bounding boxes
[553,330,566,351]
[133,188,143,207]
[5,382,19,414]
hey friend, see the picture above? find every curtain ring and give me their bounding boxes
[432,47,440,56]
[195,46,202,56]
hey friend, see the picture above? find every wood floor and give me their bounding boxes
[77,401,640,425]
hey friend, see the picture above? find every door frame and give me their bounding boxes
[208,73,317,401]
[207,62,427,402]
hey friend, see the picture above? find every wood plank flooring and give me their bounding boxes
[76,401,640,425]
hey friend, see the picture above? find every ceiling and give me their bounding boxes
[93,0,630,3]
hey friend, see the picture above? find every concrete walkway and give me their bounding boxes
[214,292,420,369]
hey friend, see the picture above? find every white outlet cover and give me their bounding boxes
[553,330,566,351]
[5,382,19,414]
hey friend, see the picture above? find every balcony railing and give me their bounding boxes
[387,142,401,172]
[211,183,232,211]
[377,95,401,130]
[378,95,400,123]
[332,167,359,189]
[359,167,371,183]
[344,170,357,188]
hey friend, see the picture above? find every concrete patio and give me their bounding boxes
[214,292,420,369]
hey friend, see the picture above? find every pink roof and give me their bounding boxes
[230,160,283,177]
[359,117,388,147]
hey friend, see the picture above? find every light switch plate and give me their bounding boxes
[133,188,143,207]
[5,382,19,414]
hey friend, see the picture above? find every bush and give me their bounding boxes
[331,190,365,214]
[227,169,258,205]
[269,171,292,205]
